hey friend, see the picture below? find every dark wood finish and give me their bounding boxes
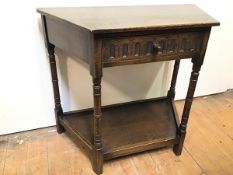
[167,60,180,99]
[171,100,180,128]
[48,44,65,134]
[41,15,64,134]
[101,32,203,67]
[173,29,211,155]
[61,97,178,158]
[60,118,93,157]
[45,16,93,64]
[91,39,103,174]
[92,77,103,174]
[37,5,219,174]
[37,5,219,33]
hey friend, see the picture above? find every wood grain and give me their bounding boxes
[26,133,48,175]
[199,95,233,139]
[37,5,219,33]
[101,31,204,67]
[0,136,7,175]
[38,9,219,173]
[45,16,93,63]
[150,148,202,175]
[3,135,28,175]
[175,91,233,175]
[132,153,157,175]
[2,91,232,175]
[62,97,177,156]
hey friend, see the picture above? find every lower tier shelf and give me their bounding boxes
[60,97,179,160]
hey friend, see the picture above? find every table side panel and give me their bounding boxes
[45,16,93,64]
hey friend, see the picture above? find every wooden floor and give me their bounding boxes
[1,91,233,175]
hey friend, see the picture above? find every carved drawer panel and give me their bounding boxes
[102,32,203,66]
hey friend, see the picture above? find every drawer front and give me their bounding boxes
[102,32,204,67]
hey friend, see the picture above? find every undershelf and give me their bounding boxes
[60,97,179,160]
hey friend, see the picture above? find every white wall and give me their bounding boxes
[0,0,232,135]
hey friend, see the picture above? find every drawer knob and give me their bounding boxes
[152,43,162,53]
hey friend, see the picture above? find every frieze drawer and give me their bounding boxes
[102,32,204,67]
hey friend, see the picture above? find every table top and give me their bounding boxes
[37,4,219,33]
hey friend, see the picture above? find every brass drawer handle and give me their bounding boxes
[152,42,162,53]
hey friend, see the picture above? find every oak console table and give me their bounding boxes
[37,5,219,174]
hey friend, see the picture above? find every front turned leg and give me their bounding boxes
[92,78,103,174]
[173,60,202,155]
[47,43,65,134]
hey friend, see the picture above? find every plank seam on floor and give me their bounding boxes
[46,134,50,175]
[129,157,140,175]
[131,153,148,175]
[148,151,159,174]
[184,145,207,175]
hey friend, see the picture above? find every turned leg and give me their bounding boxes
[47,43,65,134]
[167,60,180,99]
[41,15,64,134]
[173,29,211,155]
[173,58,202,155]
[92,77,103,174]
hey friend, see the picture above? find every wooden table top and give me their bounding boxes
[37,4,219,33]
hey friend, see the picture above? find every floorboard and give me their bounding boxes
[0,136,8,175]
[176,92,233,175]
